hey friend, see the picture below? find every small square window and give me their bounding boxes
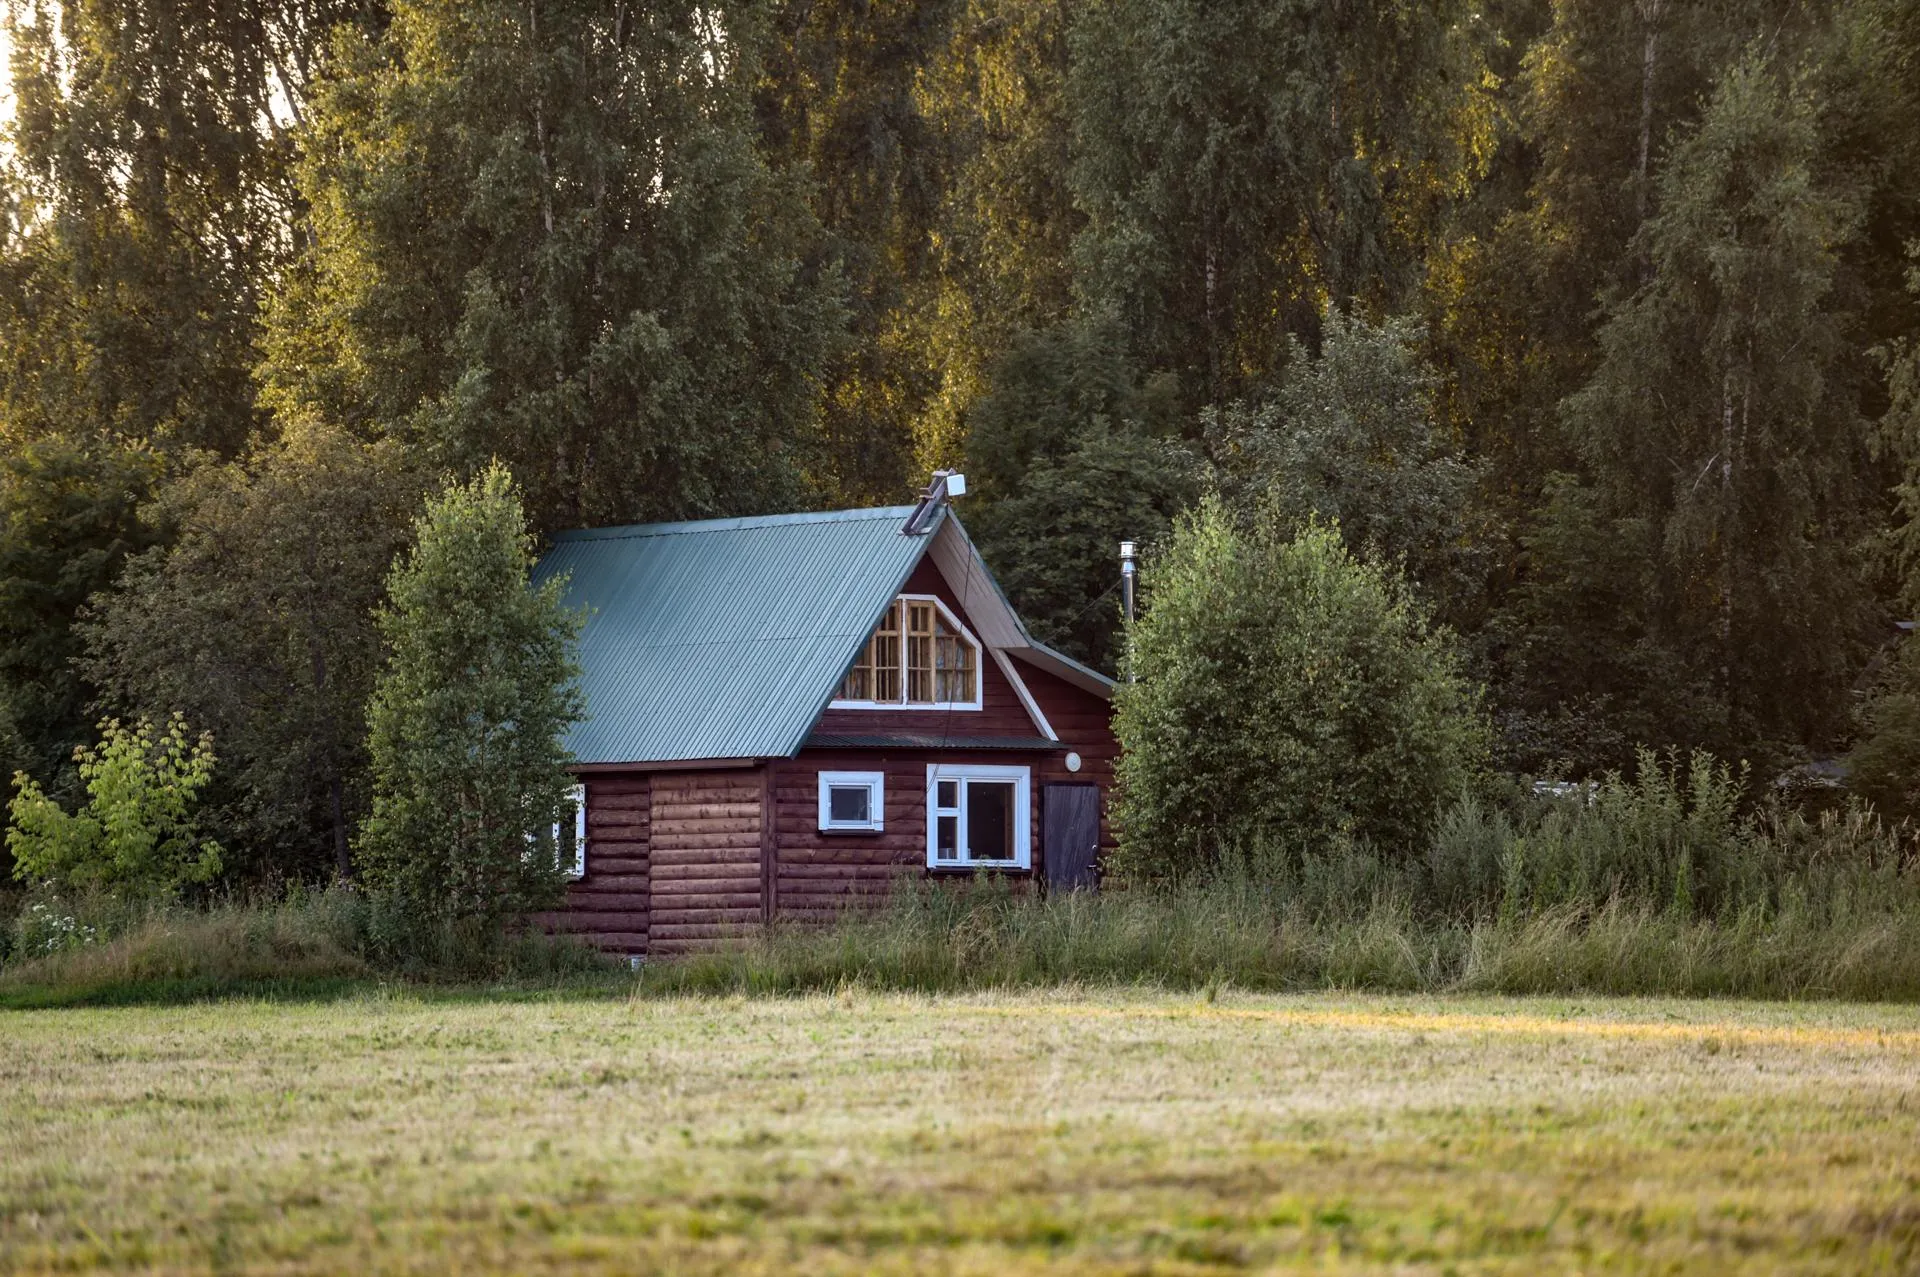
[818,771,885,832]
[828,785,870,825]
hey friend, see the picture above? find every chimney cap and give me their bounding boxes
[902,470,966,536]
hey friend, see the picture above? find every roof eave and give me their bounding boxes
[1009,643,1116,700]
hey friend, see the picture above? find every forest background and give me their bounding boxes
[3,0,1920,887]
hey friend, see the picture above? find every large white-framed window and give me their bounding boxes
[925,764,1031,870]
[818,770,885,833]
[835,594,982,710]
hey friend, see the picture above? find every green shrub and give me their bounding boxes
[1111,500,1487,877]
[1428,750,1920,922]
[7,714,222,898]
[1849,639,1920,820]
[358,464,583,944]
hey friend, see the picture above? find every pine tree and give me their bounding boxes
[358,464,582,937]
[1534,53,1873,763]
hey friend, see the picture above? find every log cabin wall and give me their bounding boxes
[647,768,764,953]
[770,749,1052,920]
[1019,661,1122,855]
[543,773,651,953]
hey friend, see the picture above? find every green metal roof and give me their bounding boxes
[533,506,934,765]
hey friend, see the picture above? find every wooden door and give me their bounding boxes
[1042,783,1100,892]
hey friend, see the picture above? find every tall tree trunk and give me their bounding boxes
[1719,361,1736,699]
[530,2,556,238]
[1204,235,1220,411]
[331,776,351,880]
[1635,0,1665,229]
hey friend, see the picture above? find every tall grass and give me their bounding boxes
[645,755,1920,1002]
[8,752,1918,1005]
[0,889,370,1007]
[0,885,617,1008]
[638,876,1920,1002]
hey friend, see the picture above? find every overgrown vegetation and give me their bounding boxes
[1112,506,1487,876]
[8,751,1919,1006]
[648,755,1920,1003]
[7,715,222,898]
[357,465,584,943]
[0,886,615,1008]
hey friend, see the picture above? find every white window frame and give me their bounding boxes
[925,764,1031,870]
[559,783,587,880]
[831,593,985,711]
[818,770,885,833]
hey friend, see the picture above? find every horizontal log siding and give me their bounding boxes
[812,559,1038,738]
[1020,662,1122,856]
[772,749,1055,919]
[540,773,650,954]
[648,769,764,953]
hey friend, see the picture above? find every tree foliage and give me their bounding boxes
[0,0,373,457]
[963,321,1194,670]
[263,0,844,532]
[8,714,222,898]
[1112,503,1488,877]
[0,439,161,794]
[357,465,582,935]
[1069,0,1497,409]
[81,424,419,880]
[1207,307,1481,613]
[1511,53,1874,767]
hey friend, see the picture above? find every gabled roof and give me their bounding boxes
[533,504,1112,766]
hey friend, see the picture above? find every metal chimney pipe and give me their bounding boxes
[1120,540,1137,624]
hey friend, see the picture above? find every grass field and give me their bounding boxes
[4,990,1919,1273]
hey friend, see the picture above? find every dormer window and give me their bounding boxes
[836,595,982,708]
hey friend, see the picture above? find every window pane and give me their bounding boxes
[936,814,959,861]
[873,630,901,701]
[965,781,1016,862]
[936,780,958,809]
[828,785,870,825]
[934,634,975,702]
[906,603,934,703]
[840,658,870,701]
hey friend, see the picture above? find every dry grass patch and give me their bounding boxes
[2,990,1918,1273]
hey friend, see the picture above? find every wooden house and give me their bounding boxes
[531,484,1117,955]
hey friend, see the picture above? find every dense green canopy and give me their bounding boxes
[2,0,1919,881]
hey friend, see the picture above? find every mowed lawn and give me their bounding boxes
[3,991,1919,1274]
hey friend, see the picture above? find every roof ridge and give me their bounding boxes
[551,505,920,542]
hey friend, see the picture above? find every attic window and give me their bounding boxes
[836,595,981,709]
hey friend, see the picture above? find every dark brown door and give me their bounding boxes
[1043,783,1101,892]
